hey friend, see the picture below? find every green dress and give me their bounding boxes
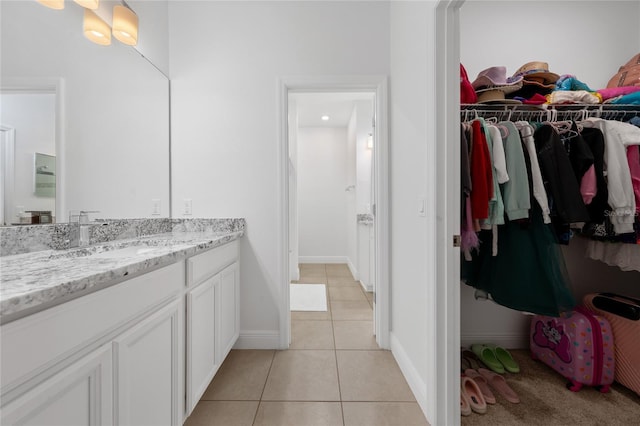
[461,205,576,317]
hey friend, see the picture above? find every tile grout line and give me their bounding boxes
[327,266,347,426]
[251,350,277,425]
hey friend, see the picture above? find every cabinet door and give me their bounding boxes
[217,262,240,364]
[114,300,181,426]
[1,345,112,426]
[186,275,219,415]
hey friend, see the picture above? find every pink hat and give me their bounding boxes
[472,66,524,93]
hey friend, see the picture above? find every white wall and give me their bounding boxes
[1,1,170,220]
[169,1,390,345]
[355,101,374,214]
[459,0,640,349]
[129,0,170,77]
[389,1,434,420]
[298,127,349,261]
[347,108,358,272]
[460,0,640,89]
[0,94,56,221]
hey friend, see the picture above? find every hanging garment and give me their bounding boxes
[580,165,597,205]
[469,120,493,226]
[487,125,510,184]
[516,121,552,224]
[477,119,505,228]
[628,145,640,215]
[461,204,576,317]
[581,128,609,224]
[461,124,479,254]
[498,121,530,221]
[534,124,590,224]
[583,118,640,234]
[562,122,594,183]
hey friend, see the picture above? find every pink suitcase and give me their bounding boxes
[530,306,615,393]
[583,293,640,396]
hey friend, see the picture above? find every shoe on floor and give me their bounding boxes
[471,343,506,374]
[461,375,487,414]
[485,343,520,373]
[477,368,520,404]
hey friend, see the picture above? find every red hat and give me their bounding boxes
[460,64,477,104]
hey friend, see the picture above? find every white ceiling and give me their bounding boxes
[290,92,374,128]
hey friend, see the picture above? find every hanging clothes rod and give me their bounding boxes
[460,104,640,122]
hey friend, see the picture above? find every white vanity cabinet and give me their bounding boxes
[0,344,113,426]
[0,261,184,426]
[185,240,239,415]
[1,238,241,426]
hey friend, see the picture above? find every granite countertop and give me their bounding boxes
[0,230,243,324]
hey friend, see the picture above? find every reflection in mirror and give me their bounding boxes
[0,0,170,226]
[0,93,56,225]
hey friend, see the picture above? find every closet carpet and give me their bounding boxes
[461,349,640,425]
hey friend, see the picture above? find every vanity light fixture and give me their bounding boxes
[83,8,111,45]
[74,0,99,9]
[36,0,65,10]
[112,4,138,46]
[321,115,330,121]
[367,133,374,149]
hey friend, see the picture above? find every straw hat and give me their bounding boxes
[477,89,522,104]
[512,61,560,89]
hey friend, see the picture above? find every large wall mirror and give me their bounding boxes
[0,0,170,225]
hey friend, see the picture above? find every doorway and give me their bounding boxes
[289,91,376,339]
[278,76,390,350]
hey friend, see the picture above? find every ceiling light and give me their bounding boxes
[112,4,138,46]
[37,0,65,9]
[321,115,330,121]
[83,8,111,45]
[74,0,99,9]
[367,134,374,149]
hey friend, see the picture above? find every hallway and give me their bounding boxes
[185,263,428,425]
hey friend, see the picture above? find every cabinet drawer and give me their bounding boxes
[187,240,238,287]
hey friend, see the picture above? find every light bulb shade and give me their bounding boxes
[37,0,65,10]
[74,0,99,9]
[83,9,111,46]
[112,5,138,46]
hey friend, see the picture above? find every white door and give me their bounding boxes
[1,345,112,426]
[113,300,181,426]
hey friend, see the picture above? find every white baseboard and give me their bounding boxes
[460,333,529,350]
[298,256,349,264]
[359,280,373,292]
[390,333,429,421]
[234,330,281,350]
[347,258,359,281]
[290,267,300,282]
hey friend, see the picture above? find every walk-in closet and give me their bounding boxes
[457,1,640,424]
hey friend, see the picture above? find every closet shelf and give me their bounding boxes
[461,104,640,122]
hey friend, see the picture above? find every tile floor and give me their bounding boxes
[185,263,429,426]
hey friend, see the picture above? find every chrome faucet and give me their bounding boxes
[67,210,100,247]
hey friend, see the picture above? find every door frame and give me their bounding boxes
[277,75,390,349]
[434,1,465,424]
[0,125,16,226]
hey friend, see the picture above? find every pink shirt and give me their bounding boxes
[628,146,640,215]
[580,165,597,205]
